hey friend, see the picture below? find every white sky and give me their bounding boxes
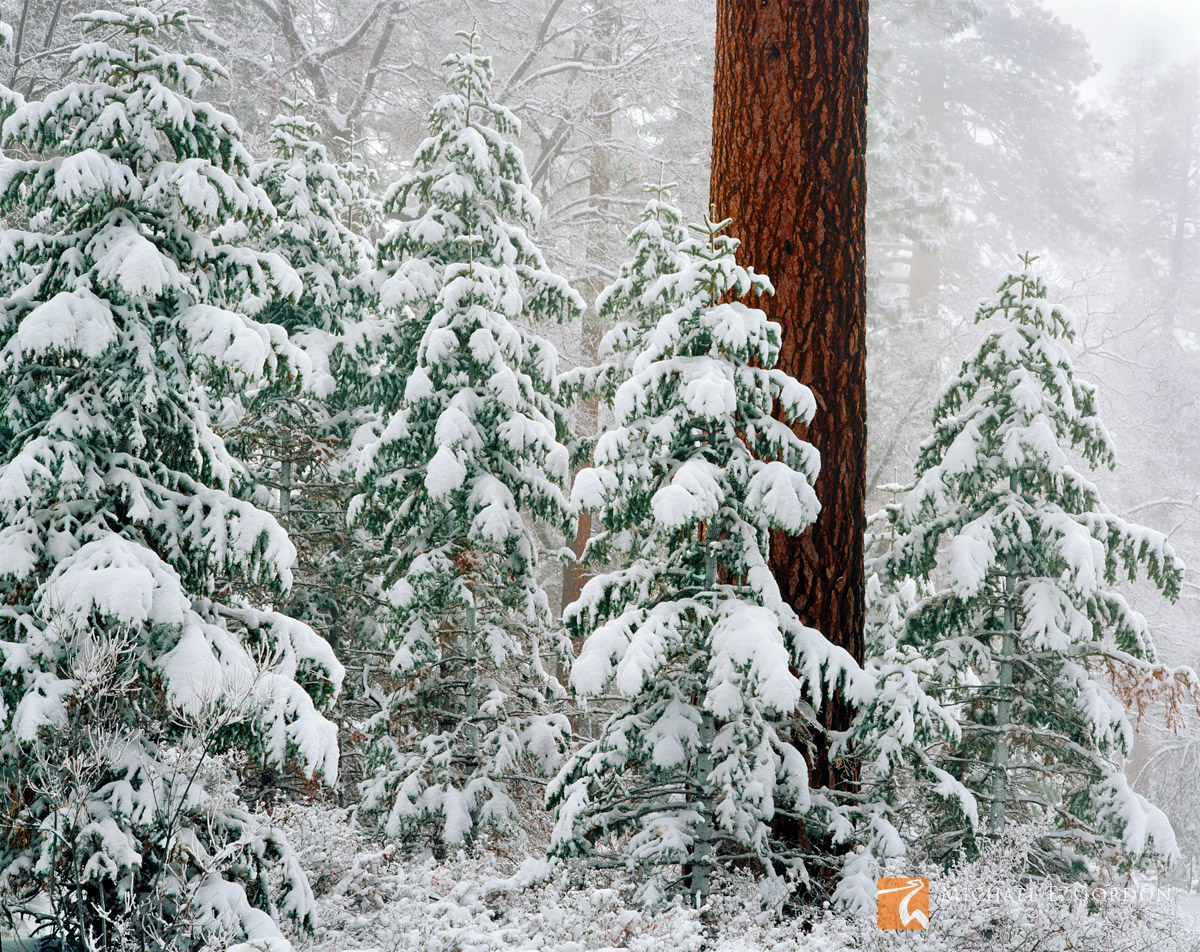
[1045,0,1200,81]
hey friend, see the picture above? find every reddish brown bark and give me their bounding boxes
[710,0,868,835]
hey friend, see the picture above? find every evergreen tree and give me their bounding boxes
[560,177,688,417]
[0,4,342,947]
[863,0,1104,506]
[557,176,689,612]
[871,255,1192,873]
[546,215,868,905]
[250,98,373,348]
[831,518,976,911]
[226,97,378,663]
[352,29,583,848]
[332,125,382,240]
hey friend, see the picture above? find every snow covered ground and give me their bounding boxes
[231,802,1200,952]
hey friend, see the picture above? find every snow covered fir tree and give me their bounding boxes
[0,4,342,948]
[560,176,688,416]
[864,256,1195,874]
[546,213,868,905]
[224,97,378,665]
[351,29,584,849]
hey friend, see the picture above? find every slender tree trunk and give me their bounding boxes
[279,458,293,525]
[710,0,868,862]
[8,0,30,89]
[1164,80,1198,338]
[909,60,945,312]
[687,709,716,904]
[561,2,617,617]
[988,501,1018,836]
[561,508,592,615]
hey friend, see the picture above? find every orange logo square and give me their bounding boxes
[877,878,929,929]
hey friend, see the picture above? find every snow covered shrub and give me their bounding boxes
[859,255,1196,874]
[263,807,1200,952]
[0,3,341,947]
[841,825,1198,952]
[547,213,869,904]
[266,806,711,952]
[351,29,583,850]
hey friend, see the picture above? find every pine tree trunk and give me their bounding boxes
[279,458,292,524]
[687,709,716,905]
[710,0,868,862]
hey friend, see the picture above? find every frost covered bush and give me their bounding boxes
[827,827,1198,952]
[249,800,709,952]
[704,828,1200,952]
[308,852,707,952]
[0,3,341,948]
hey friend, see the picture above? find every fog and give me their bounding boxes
[1047,0,1200,79]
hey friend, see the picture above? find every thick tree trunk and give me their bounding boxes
[710,0,868,859]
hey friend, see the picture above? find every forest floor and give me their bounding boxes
[273,801,1200,952]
